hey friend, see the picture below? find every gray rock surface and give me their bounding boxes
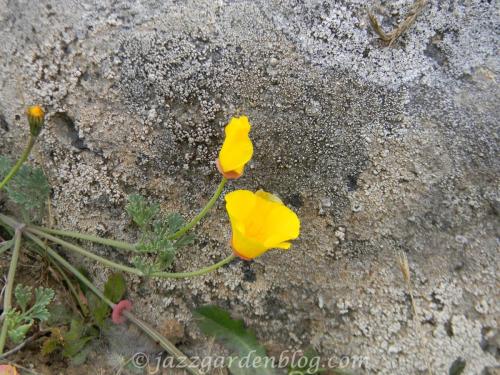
[0,0,498,374]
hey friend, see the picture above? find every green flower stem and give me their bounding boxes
[0,227,23,354]
[26,232,203,375]
[25,177,228,249]
[27,225,236,279]
[29,225,138,252]
[26,227,143,276]
[150,254,236,279]
[169,177,227,240]
[0,214,236,280]
[0,135,36,191]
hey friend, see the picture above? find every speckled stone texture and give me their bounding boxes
[0,0,498,374]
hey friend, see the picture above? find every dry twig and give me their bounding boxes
[0,329,50,360]
[369,0,429,46]
[396,250,432,375]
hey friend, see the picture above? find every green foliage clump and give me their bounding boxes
[6,285,54,344]
[42,272,127,364]
[0,156,50,222]
[126,194,194,275]
[125,194,160,229]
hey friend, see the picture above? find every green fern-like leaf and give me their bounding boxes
[157,241,177,268]
[5,284,55,344]
[125,194,159,229]
[131,256,157,276]
[165,212,185,235]
[8,322,33,344]
[0,156,50,221]
[126,194,195,272]
[14,284,32,313]
[133,202,190,269]
[30,287,55,321]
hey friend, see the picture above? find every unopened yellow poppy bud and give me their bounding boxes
[26,105,45,137]
[225,189,300,260]
[0,365,19,375]
[216,116,253,179]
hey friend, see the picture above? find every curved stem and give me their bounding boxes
[151,254,236,279]
[27,226,236,279]
[26,233,202,375]
[25,232,114,307]
[26,227,142,276]
[0,227,23,354]
[27,177,228,250]
[169,177,227,240]
[1,214,235,281]
[0,136,36,191]
[29,225,138,252]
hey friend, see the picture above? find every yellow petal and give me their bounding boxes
[225,190,257,223]
[231,226,268,259]
[274,242,291,249]
[218,116,253,173]
[262,203,300,248]
[225,189,301,259]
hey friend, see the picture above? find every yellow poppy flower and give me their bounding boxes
[216,116,253,179]
[225,189,300,259]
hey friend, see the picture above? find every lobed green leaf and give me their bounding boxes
[0,156,50,222]
[126,194,159,229]
[14,284,32,313]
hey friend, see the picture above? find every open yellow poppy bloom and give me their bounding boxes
[225,189,300,259]
[216,116,253,179]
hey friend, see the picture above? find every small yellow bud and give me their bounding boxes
[26,105,45,136]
